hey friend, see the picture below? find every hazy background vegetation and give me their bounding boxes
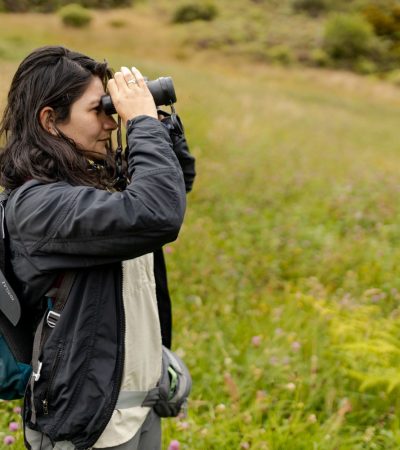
[2,1,400,449]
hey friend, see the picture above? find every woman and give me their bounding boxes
[0,45,194,449]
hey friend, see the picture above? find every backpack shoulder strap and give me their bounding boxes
[0,191,9,273]
[0,190,21,326]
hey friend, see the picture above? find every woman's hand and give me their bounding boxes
[107,66,157,125]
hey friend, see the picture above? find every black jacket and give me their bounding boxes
[5,116,190,449]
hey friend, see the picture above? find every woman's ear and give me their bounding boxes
[39,106,57,136]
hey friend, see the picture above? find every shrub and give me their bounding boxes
[309,48,330,67]
[362,3,400,40]
[291,0,329,17]
[172,2,218,24]
[108,18,127,28]
[322,14,375,61]
[59,3,92,27]
[266,45,294,65]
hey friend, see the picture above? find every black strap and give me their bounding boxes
[0,191,9,274]
[52,271,76,313]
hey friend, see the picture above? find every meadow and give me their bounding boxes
[2,4,400,449]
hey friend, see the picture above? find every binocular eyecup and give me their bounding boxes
[101,76,177,116]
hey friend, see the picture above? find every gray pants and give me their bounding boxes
[25,410,161,450]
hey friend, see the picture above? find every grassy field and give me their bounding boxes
[2,4,400,449]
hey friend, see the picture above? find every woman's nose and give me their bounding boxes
[104,115,118,131]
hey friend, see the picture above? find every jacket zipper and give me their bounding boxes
[42,342,64,415]
[88,264,125,447]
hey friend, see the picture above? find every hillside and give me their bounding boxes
[2,4,400,449]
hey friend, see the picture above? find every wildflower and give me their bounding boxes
[215,403,226,413]
[224,357,233,367]
[242,412,252,424]
[164,246,174,254]
[252,366,263,380]
[286,382,296,391]
[256,390,267,401]
[275,327,284,336]
[168,440,180,450]
[251,335,262,347]
[13,406,22,414]
[308,413,317,424]
[177,421,190,430]
[9,421,20,431]
[291,341,301,351]
[240,442,250,449]
[3,436,15,445]
[269,356,279,366]
[223,372,239,404]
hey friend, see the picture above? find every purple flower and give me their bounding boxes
[168,440,180,450]
[4,436,15,445]
[9,421,20,431]
[251,335,262,347]
[178,421,190,430]
[291,341,301,351]
[13,406,22,414]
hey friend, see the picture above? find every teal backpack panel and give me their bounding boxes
[0,334,32,400]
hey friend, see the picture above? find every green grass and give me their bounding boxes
[2,4,400,450]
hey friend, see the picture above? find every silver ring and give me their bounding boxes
[127,79,138,85]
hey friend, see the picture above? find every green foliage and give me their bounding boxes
[291,0,329,17]
[108,18,127,28]
[265,44,294,65]
[172,2,218,24]
[322,14,375,62]
[362,3,400,38]
[58,3,92,27]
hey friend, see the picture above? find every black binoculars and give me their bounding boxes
[101,76,177,115]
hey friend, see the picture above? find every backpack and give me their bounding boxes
[0,191,32,399]
[0,191,76,403]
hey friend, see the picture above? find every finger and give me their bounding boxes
[113,71,128,91]
[107,78,118,97]
[121,66,139,88]
[131,66,146,89]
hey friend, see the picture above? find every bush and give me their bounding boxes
[309,48,330,67]
[291,0,329,17]
[172,2,218,23]
[322,14,375,61]
[108,18,127,28]
[266,45,294,65]
[59,3,92,27]
[362,3,400,39]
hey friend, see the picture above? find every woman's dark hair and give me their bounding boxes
[0,45,120,190]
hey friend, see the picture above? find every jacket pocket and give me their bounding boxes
[41,341,64,416]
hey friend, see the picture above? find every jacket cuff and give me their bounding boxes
[126,115,164,134]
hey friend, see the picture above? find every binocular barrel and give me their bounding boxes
[101,76,177,116]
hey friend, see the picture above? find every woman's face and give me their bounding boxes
[57,76,117,160]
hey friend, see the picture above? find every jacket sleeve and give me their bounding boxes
[159,111,196,193]
[7,116,186,271]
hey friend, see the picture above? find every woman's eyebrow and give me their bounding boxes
[88,99,101,107]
